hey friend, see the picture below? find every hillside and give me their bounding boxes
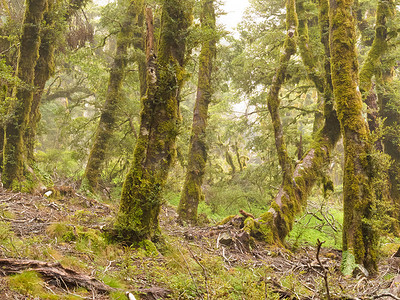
[0,187,399,299]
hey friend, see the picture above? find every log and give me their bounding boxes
[0,258,112,293]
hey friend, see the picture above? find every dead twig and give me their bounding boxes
[316,239,331,300]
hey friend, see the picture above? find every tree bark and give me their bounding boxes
[177,0,216,224]
[25,0,88,164]
[243,0,341,246]
[330,0,377,275]
[2,0,48,189]
[82,0,144,192]
[113,0,192,244]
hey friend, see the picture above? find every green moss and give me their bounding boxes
[217,215,236,226]
[341,250,356,276]
[138,239,159,256]
[243,214,274,244]
[8,271,45,297]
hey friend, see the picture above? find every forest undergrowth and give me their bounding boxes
[0,186,399,299]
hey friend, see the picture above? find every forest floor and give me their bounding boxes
[0,186,400,299]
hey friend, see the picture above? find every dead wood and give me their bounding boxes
[0,258,113,293]
[239,209,254,219]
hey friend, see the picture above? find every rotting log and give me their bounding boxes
[0,258,112,293]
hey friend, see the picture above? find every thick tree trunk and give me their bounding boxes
[178,0,216,224]
[82,0,144,192]
[243,0,341,245]
[330,0,377,275]
[359,0,398,227]
[2,0,47,189]
[113,1,192,244]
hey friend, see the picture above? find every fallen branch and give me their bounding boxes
[0,258,112,293]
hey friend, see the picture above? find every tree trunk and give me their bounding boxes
[330,0,377,275]
[178,0,216,224]
[243,0,341,245]
[2,0,48,190]
[25,0,88,164]
[112,1,192,244]
[256,0,298,243]
[82,0,144,192]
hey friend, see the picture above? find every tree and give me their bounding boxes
[2,0,48,189]
[25,0,89,165]
[242,0,341,246]
[82,0,144,192]
[112,0,193,244]
[330,0,377,275]
[178,0,217,224]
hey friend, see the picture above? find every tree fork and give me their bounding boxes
[243,0,341,245]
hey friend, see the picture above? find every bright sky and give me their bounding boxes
[95,0,249,31]
[220,0,249,31]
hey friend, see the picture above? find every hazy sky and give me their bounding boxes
[220,0,249,30]
[95,0,249,31]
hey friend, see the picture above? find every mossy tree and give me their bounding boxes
[330,0,377,275]
[112,0,193,244]
[82,0,145,192]
[25,0,89,165]
[242,0,341,245]
[359,0,398,225]
[177,0,217,224]
[2,0,48,189]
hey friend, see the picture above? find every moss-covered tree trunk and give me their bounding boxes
[330,0,377,275]
[113,1,192,244]
[2,0,47,189]
[243,0,341,245]
[178,0,216,224]
[359,0,398,225]
[83,0,144,192]
[255,0,299,243]
[25,0,88,164]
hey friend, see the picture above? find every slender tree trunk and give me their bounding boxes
[25,0,88,164]
[262,0,298,242]
[2,0,48,189]
[330,0,377,275]
[113,0,192,244]
[82,0,144,192]
[177,0,216,224]
[243,0,341,245]
[0,84,6,172]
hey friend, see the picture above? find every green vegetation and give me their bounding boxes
[0,0,400,298]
